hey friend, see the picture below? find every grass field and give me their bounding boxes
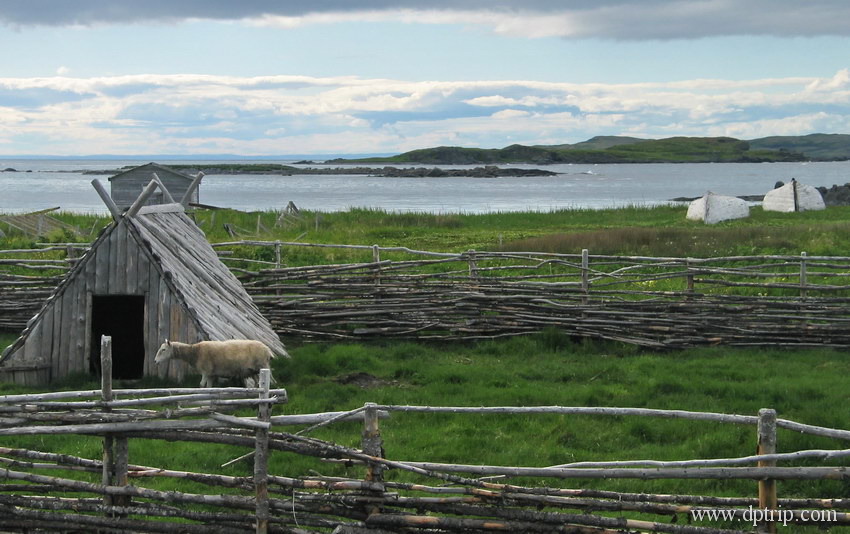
[1,333,848,502]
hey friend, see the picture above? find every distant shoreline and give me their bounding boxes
[55,165,561,178]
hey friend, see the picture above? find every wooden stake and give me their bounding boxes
[254,368,271,534]
[373,245,382,288]
[100,335,114,511]
[686,258,695,295]
[362,402,383,483]
[362,402,384,517]
[581,248,590,306]
[467,249,478,280]
[758,408,778,534]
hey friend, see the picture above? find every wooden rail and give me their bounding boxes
[3,365,850,532]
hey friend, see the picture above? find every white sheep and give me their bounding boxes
[154,339,275,388]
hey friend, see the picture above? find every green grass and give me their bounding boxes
[6,205,850,264]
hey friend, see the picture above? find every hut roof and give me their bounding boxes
[128,204,286,355]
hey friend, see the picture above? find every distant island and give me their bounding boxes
[82,165,558,178]
[326,134,850,165]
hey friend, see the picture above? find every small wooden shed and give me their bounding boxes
[109,162,202,210]
[0,179,286,386]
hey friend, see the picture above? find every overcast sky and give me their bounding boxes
[1,1,849,156]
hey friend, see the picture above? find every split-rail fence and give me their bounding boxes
[4,241,850,348]
[2,337,850,532]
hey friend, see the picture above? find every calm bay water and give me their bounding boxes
[1,159,849,214]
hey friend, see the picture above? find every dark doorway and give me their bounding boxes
[90,295,146,379]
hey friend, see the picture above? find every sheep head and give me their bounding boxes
[154,339,173,364]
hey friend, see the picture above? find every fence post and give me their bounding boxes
[800,251,808,299]
[757,408,778,534]
[362,402,384,516]
[581,249,590,305]
[255,368,271,534]
[101,335,113,512]
[373,244,382,288]
[467,249,479,280]
[100,335,130,516]
[362,402,384,482]
[274,241,281,269]
[686,258,695,296]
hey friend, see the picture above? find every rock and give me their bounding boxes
[2,168,16,172]
[817,183,850,206]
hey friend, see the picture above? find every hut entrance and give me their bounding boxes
[90,295,146,379]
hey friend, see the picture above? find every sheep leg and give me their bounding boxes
[200,374,213,388]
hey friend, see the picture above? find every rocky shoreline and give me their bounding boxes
[672,182,850,206]
[77,165,558,178]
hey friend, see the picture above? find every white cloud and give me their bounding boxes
[491,109,531,119]
[0,69,847,155]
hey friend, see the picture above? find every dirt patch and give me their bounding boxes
[334,372,397,389]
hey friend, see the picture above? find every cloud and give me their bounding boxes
[0,70,848,155]
[3,1,850,39]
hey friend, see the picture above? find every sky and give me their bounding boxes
[0,1,849,156]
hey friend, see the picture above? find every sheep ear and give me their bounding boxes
[165,339,171,346]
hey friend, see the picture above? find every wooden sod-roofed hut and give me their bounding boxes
[0,179,286,386]
[109,162,202,211]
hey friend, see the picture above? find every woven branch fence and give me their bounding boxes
[4,242,850,348]
[2,338,850,533]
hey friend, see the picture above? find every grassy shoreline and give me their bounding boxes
[5,204,850,260]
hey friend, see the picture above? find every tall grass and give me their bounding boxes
[5,205,850,261]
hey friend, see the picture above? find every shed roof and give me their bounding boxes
[108,162,194,183]
[129,204,286,354]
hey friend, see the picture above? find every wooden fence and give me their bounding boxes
[4,241,850,348]
[2,338,850,532]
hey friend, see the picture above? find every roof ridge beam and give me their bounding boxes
[125,179,160,219]
[180,172,204,208]
[90,179,123,221]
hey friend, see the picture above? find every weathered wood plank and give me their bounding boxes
[94,229,110,295]
[67,277,82,375]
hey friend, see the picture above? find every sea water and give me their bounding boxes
[1,159,848,214]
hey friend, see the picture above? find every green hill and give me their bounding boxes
[332,135,821,165]
[543,135,649,151]
[749,133,850,160]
